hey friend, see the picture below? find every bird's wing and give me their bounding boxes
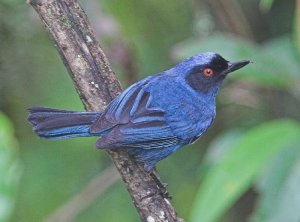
[95,119,179,150]
[90,80,179,149]
[89,83,142,133]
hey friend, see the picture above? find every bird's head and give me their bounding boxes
[175,52,250,95]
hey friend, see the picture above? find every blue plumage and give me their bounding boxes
[28,52,250,171]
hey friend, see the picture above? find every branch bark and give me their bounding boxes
[27,0,184,221]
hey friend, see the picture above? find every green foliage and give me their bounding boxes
[101,0,193,75]
[173,34,300,89]
[0,1,299,222]
[264,155,300,222]
[0,113,21,222]
[190,120,300,222]
[259,0,276,12]
[251,141,300,222]
[294,1,300,57]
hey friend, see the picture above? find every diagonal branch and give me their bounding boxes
[27,0,184,221]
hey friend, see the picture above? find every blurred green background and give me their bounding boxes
[0,0,300,221]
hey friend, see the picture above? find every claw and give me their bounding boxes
[149,169,171,199]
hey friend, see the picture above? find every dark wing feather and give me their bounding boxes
[90,84,142,133]
[91,82,179,150]
[96,119,178,150]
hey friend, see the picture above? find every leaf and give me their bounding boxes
[259,0,275,12]
[250,140,300,222]
[189,120,300,222]
[200,130,243,175]
[265,154,300,222]
[0,112,21,222]
[263,36,300,79]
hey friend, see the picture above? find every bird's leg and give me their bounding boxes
[150,168,172,199]
[137,162,171,200]
[140,169,171,201]
[151,168,168,189]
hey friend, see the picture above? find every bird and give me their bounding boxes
[28,52,250,171]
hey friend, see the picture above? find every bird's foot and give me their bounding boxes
[150,169,172,199]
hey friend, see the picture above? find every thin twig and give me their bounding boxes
[45,165,120,222]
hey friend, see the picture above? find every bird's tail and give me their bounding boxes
[27,107,101,139]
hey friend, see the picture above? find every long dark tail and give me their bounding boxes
[27,107,101,139]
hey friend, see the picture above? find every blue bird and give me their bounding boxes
[28,52,250,171]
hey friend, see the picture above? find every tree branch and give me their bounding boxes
[27,0,184,221]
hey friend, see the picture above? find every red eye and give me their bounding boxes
[203,68,213,77]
